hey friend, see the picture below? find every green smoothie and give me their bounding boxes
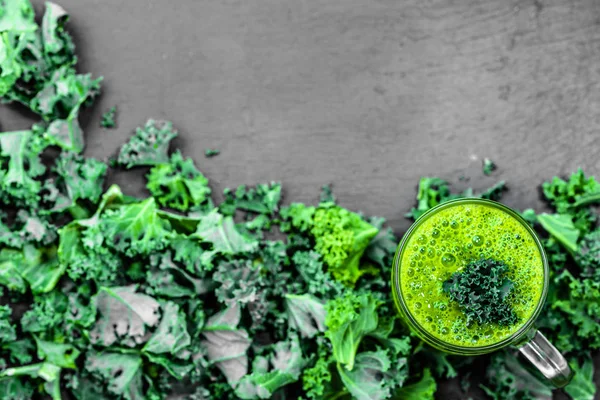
[398,200,545,348]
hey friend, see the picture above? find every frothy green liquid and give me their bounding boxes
[399,202,545,348]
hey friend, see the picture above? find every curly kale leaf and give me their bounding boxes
[284,294,326,339]
[551,272,600,352]
[35,67,102,152]
[19,245,64,294]
[481,351,552,400]
[156,209,201,234]
[364,222,398,274]
[543,168,600,213]
[0,305,16,343]
[58,221,122,283]
[214,259,261,305]
[201,304,252,387]
[325,292,379,370]
[145,251,210,298]
[85,351,144,399]
[0,32,23,97]
[146,150,211,211]
[576,229,600,276]
[337,349,406,400]
[536,269,600,354]
[35,338,80,369]
[64,289,97,335]
[292,251,345,297]
[0,129,44,208]
[20,291,67,335]
[537,213,580,253]
[542,169,599,234]
[41,3,75,65]
[143,302,191,355]
[169,234,215,275]
[118,119,178,168]
[235,334,306,399]
[405,177,507,220]
[2,339,35,366]
[90,286,161,347]
[192,210,258,255]
[302,346,338,400]
[0,4,36,96]
[54,151,107,205]
[0,377,35,400]
[220,182,281,216]
[100,105,117,128]
[0,361,64,400]
[367,318,412,358]
[280,202,315,233]
[393,368,436,400]
[564,356,596,400]
[143,302,193,380]
[205,148,219,157]
[405,177,455,220]
[0,0,36,32]
[0,1,74,104]
[0,249,28,293]
[443,258,518,326]
[319,183,336,203]
[282,203,379,287]
[311,203,379,286]
[483,158,496,175]
[0,210,56,248]
[213,259,276,331]
[417,348,459,380]
[477,180,506,201]
[100,197,173,256]
[32,65,101,121]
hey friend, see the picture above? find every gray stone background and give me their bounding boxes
[2,0,600,398]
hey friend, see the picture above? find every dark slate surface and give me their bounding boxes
[3,0,600,398]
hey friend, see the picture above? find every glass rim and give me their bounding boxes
[392,198,550,355]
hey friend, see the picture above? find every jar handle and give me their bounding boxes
[517,329,573,388]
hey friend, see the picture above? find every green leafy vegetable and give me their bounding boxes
[284,294,326,338]
[85,352,144,399]
[35,338,80,369]
[393,368,436,400]
[202,304,252,387]
[538,213,580,253]
[0,305,16,343]
[147,150,211,211]
[564,357,596,400]
[205,148,219,157]
[542,169,600,213]
[54,151,107,205]
[117,119,178,168]
[325,292,379,370]
[100,105,117,128]
[443,258,518,326]
[90,286,160,347]
[221,182,281,215]
[483,158,496,175]
[480,351,552,400]
[235,335,305,399]
[192,210,258,255]
[99,197,172,256]
[405,176,506,220]
[337,349,401,400]
[283,202,379,286]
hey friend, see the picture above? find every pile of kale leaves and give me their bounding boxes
[0,1,597,399]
